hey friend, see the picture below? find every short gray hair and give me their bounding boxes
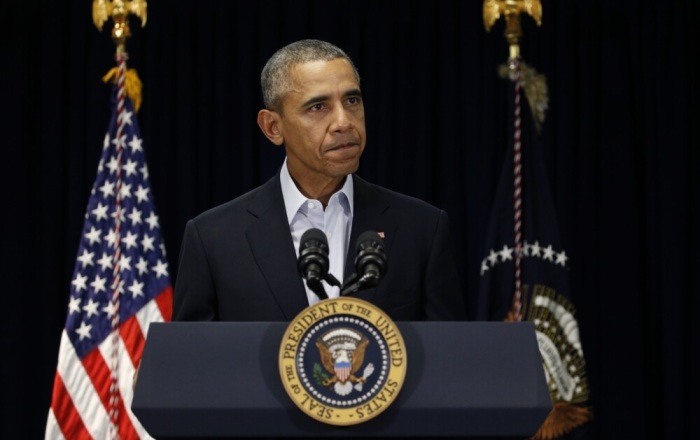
[261,39,360,112]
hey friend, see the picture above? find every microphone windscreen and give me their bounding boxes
[355,230,387,280]
[356,230,383,249]
[301,228,328,248]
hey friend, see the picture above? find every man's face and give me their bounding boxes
[276,58,366,185]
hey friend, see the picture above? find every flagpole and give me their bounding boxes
[511,61,524,321]
[483,0,542,322]
[92,2,147,438]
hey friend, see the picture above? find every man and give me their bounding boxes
[173,39,466,322]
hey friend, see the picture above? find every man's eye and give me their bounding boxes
[347,97,360,105]
[310,103,324,111]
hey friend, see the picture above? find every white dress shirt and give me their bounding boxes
[280,159,354,305]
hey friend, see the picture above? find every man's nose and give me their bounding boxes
[331,106,353,132]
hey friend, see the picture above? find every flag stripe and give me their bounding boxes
[135,295,167,338]
[154,286,173,321]
[97,326,153,440]
[82,344,115,416]
[44,408,67,440]
[120,313,146,367]
[53,332,109,439]
[48,372,90,440]
[85,340,139,439]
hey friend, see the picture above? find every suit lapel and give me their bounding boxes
[245,174,309,320]
[344,176,395,302]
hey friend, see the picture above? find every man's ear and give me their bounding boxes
[257,109,284,146]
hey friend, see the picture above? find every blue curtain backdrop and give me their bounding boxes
[3,1,698,438]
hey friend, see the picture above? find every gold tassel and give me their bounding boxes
[498,61,549,133]
[531,402,593,440]
[102,67,143,112]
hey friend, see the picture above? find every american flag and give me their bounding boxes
[45,87,172,439]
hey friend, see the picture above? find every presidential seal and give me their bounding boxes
[279,297,407,426]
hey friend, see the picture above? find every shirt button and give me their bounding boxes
[307,202,314,209]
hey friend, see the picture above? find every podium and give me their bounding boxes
[132,321,551,438]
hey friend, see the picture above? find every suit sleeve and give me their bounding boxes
[172,219,218,321]
[423,210,468,320]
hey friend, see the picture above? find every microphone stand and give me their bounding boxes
[339,272,379,296]
[308,273,342,300]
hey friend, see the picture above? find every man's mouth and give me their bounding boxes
[327,142,358,152]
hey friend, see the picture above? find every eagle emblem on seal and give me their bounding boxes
[315,328,375,396]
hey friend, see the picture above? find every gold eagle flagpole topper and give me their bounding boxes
[483,0,542,62]
[93,0,145,111]
[93,0,147,47]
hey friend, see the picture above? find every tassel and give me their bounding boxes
[102,67,144,112]
[498,61,549,133]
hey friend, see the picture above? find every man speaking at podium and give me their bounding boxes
[172,39,466,322]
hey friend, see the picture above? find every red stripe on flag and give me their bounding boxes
[115,372,139,438]
[82,348,112,408]
[112,367,140,440]
[82,347,139,439]
[155,285,173,321]
[120,314,146,366]
[50,372,92,440]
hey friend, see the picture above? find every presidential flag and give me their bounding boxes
[477,61,592,439]
[45,82,172,439]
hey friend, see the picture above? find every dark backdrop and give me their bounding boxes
[3,1,698,439]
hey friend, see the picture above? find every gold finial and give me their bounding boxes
[93,0,147,112]
[483,0,542,60]
[93,0,147,46]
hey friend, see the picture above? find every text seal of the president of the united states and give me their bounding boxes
[279,296,407,425]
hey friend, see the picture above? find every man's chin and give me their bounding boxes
[328,158,361,177]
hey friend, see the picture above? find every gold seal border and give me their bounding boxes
[279,297,407,426]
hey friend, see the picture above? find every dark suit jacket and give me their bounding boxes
[172,172,466,322]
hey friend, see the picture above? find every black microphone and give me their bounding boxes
[355,231,388,284]
[297,228,340,299]
[341,231,388,296]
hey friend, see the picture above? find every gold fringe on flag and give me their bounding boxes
[505,307,593,439]
[102,67,143,112]
[531,402,593,440]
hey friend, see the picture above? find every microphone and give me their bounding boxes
[297,228,340,300]
[355,231,388,284]
[341,231,388,296]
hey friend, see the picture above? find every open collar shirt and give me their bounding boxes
[280,158,354,305]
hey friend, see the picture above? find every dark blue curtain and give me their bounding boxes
[4,1,698,438]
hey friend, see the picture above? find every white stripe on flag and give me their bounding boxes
[97,328,153,439]
[135,298,165,337]
[55,330,110,439]
[44,408,66,440]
